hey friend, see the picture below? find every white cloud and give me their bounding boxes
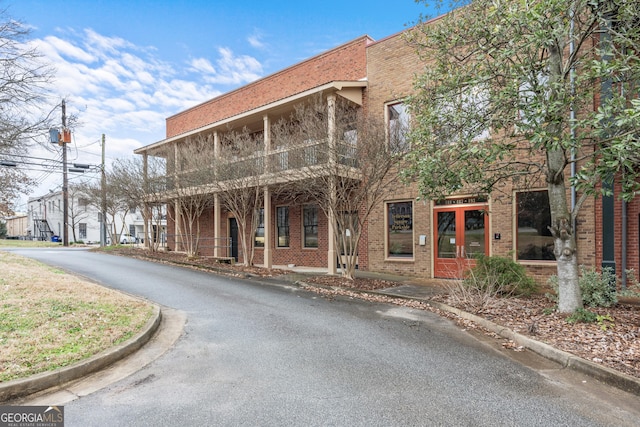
[42,35,95,63]
[196,47,263,85]
[248,33,265,49]
[189,57,216,74]
[20,26,264,205]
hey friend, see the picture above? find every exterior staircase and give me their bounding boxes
[32,214,54,241]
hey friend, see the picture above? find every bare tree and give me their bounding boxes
[67,183,89,242]
[272,95,407,279]
[110,156,167,251]
[167,135,216,258]
[216,128,265,266]
[0,9,56,214]
[78,169,131,245]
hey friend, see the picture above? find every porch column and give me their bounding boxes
[173,142,181,251]
[174,203,181,252]
[327,94,337,165]
[327,206,337,275]
[263,114,270,172]
[263,115,273,268]
[213,131,221,257]
[264,187,272,269]
[213,130,220,158]
[327,94,337,275]
[142,152,150,249]
[214,194,221,257]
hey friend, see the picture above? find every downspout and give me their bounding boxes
[600,10,616,277]
[622,199,627,289]
[570,6,577,231]
[620,81,628,290]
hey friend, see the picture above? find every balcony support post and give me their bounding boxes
[264,186,272,269]
[327,94,338,275]
[214,194,221,257]
[143,152,150,249]
[173,141,182,252]
[262,115,273,269]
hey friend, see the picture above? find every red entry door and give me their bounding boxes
[434,206,488,279]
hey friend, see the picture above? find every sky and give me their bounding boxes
[5,0,441,210]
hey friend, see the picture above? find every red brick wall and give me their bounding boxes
[366,31,433,277]
[166,36,372,138]
[235,201,330,268]
[365,29,600,282]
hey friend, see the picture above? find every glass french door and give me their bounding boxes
[434,206,488,278]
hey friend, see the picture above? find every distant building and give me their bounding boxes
[4,213,28,238]
[26,191,140,244]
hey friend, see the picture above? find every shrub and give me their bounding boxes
[566,308,597,324]
[620,269,640,298]
[547,266,618,308]
[463,255,538,297]
[580,266,617,307]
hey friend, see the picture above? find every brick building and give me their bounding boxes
[135,27,639,283]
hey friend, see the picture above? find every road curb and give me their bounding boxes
[290,280,640,397]
[0,304,162,403]
[394,295,640,397]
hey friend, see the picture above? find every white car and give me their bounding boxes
[120,234,138,244]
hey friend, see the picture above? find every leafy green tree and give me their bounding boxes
[405,0,640,312]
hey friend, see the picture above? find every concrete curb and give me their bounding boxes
[0,305,162,403]
[292,280,640,397]
[422,300,640,396]
[389,293,640,397]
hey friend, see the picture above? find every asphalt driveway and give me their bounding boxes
[7,248,640,426]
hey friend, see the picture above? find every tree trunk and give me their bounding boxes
[546,42,582,313]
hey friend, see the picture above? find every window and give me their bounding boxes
[433,85,490,144]
[339,123,358,167]
[387,201,413,258]
[277,206,289,247]
[78,198,88,209]
[387,102,410,153]
[255,208,265,247]
[516,190,555,261]
[303,206,318,248]
[79,223,87,239]
[129,224,136,237]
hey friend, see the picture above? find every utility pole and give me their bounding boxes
[101,134,107,247]
[62,100,69,247]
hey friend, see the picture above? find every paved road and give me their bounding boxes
[7,248,640,426]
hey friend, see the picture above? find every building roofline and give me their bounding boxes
[366,13,446,47]
[135,79,367,154]
[165,35,374,123]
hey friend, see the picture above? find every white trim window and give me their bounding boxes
[387,102,410,153]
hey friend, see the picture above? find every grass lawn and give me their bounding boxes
[0,250,154,382]
[0,239,62,248]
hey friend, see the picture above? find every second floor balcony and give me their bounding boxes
[157,137,360,196]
